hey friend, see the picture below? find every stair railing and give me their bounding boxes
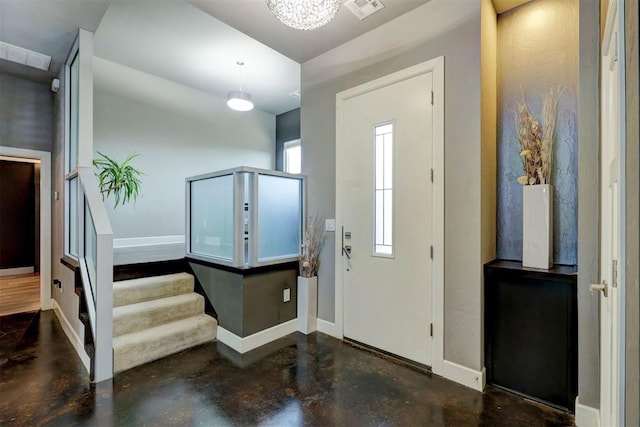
[77,166,114,382]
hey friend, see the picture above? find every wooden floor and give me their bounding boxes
[0,273,40,316]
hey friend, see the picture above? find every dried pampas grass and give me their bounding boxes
[515,88,562,185]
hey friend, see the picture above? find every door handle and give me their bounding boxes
[589,280,608,298]
[342,245,351,259]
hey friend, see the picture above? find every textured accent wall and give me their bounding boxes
[0,73,53,152]
[497,0,579,265]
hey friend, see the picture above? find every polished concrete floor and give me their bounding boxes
[0,310,575,426]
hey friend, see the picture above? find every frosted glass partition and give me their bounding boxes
[258,175,302,261]
[190,174,235,261]
[186,167,305,268]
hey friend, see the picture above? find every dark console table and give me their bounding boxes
[484,260,578,412]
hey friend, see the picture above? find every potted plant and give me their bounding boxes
[297,214,325,334]
[93,151,144,208]
[516,88,561,269]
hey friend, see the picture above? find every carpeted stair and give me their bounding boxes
[112,272,217,373]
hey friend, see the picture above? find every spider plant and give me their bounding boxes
[93,151,144,208]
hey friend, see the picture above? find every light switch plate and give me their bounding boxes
[325,219,336,232]
[283,288,291,302]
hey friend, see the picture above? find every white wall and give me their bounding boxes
[93,58,275,240]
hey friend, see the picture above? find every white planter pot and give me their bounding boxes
[297,276,318,335]
[522,184,553,269]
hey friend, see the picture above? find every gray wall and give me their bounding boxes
[0,73,53,152]
[51,67,86,342]
[497,0,579,266]
[93,87,275,239]
[302,15,484,370]
[275,108,300,171]
[624,1,639,424]
[577,0,601,409]
[190,262,297,337]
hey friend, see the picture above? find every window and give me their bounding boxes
[68,50,79,172]
[283,139,301,174]
[64,45,79,258]
[374,123,393,256]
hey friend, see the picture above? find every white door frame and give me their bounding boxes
[600,0,627,423]
[0,146,52,311]
[333,56,445,375]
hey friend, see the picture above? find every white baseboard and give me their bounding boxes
[113,235,185,265]
[442,360,485,392]
[575,397,600,427]
[217,319,298,354]
[316,318,343,339]
[0,266,34,277]
[51,299,90,374]
[41,297,53,310]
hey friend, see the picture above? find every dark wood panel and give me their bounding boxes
[484,260,578,412]
[0,161,35,269]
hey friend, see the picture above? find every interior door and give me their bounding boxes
[598,4,624,425]
[341,72,433,366]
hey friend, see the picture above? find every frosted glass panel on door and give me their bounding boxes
[190,175,234,260]
[258,175,301,260]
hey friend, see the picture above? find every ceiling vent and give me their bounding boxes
[289,89,301,100]
[344,0,385,20]
[0,41,51,72]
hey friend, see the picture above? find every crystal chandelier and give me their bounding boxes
[265,0,341,31]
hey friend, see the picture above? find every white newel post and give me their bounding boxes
[297,276,318,334]
[522,184,553,269]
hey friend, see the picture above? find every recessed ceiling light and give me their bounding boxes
[0,41,51,72]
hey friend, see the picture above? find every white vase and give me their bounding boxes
[297,276,318,334]
[522,184,553,269]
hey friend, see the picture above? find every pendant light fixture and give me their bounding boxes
[265,0,341,31]
[227,61,254,112]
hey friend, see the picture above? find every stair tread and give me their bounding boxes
[113,313,216,344]
[113,314,217,373]
[113,273,194,307]
[113,293,205,337]
[113,292,203,316]
[114,272,193,287]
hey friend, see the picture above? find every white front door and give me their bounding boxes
[599,1,625,424]
[340,71,433,366]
